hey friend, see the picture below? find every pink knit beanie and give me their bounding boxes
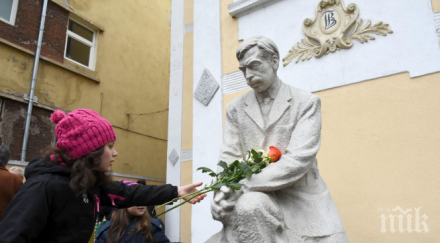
[50,109,117,160]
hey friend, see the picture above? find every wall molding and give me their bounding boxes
[228,0,275,17]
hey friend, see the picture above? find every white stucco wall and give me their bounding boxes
[165,0,184,241]
[234,0,440,93]
[192,0,224,242]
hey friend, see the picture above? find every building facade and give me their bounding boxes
[0,0,172,213]
[167,0,440,242]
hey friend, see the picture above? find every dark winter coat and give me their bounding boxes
[0,157,177,243]
[95,218,170,243]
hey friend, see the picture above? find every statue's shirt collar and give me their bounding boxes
[255,79,281,103]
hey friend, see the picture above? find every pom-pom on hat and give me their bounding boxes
[50,109,116,160]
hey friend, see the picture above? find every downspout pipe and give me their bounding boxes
[21,0,49,162]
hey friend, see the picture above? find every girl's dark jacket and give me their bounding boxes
[0,157,177,243]
[95,218,170,243]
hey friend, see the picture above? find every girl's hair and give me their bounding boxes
[108,208,155,243]
[41,145,113,195]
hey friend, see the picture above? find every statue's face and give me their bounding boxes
[238,46,278,93]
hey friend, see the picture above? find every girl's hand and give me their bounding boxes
[178,182,207,204]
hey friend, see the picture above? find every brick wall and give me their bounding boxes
[0,0,69,63]
[0,98,55,161]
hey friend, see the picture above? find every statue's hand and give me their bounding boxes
[210,186,243,224]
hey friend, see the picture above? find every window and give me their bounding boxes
[0,0,19,25]
[65,19,96,69]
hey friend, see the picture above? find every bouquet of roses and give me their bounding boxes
[156,146,282,217]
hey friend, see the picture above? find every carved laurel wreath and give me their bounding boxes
[282,0,393,66]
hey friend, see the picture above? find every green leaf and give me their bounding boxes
[208,172,217,177]
[218,171,225,177]
[246,170,253,180]
[229,160,241,170]
[240,162,251,173]
[251,167,258,173]
[212,183,226,190]
[218,161,229,171]
[251,149,259,159]
[197,167,214,174]
[254,157,262,163]
[228,183,243,190]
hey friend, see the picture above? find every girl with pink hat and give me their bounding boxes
[0,109,206,243]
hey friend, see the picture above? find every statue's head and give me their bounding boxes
[236,36,280,93]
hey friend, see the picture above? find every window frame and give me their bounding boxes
[0,0,20,25]
[64,19,97,70]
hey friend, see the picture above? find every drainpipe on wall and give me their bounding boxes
[21,0,49,162]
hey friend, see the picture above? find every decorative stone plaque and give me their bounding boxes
[194,69,219,106]
[283,0,393,66]
[168,149,179,167]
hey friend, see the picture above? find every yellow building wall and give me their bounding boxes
[0,0,171,180]
[180,1,195,241]
[182,32,194,151]
[316,72,440,242]
[180,160,193,243]
[432,0,440,12]
[221,0,241,75]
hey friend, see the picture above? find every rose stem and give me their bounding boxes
[156,188,216,217]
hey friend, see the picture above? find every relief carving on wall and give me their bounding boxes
[194,69,219,106]
[282,0,393,66]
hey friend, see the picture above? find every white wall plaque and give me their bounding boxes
[194,69,220,106]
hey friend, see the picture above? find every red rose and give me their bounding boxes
[268,146,281,162]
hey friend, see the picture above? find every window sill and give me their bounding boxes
[0,37,100,83]
[0,17,14,26]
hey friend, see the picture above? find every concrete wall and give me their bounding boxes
[0,0,171,181]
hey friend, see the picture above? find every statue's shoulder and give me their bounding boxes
[225,89,253,111]
[285,83,319,103]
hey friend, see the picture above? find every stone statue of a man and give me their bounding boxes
[206,36,349,243]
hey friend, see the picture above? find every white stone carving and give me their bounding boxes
[194,69,220,106]
[168,149,179,167]
[206,36,347,243]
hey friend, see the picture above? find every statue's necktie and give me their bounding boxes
[261,97,271,121]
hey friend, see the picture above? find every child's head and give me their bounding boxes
[43,109,117,194]
[126,206,147,217]
[50,109,117,161]
[109,207,155,243]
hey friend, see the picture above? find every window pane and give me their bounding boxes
[68,20,94,42]
[66,37,91,67]
[0,0,14,22]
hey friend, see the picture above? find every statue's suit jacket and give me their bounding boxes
[220,81,346,237]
